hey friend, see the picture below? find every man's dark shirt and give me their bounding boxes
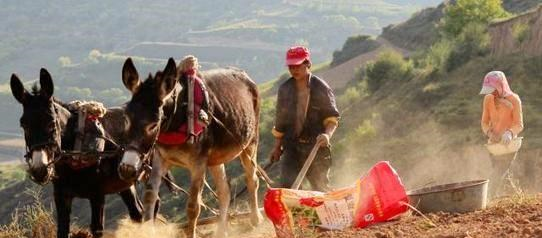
[274,75,340,145]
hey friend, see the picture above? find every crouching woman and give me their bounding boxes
[480,71,523,197]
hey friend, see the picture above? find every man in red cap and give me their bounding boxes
[270,45,340,191]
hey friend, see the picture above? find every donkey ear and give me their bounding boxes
[10,74,28,104]
[157,58,178,101]
[39,68,54,98]
[122,57,141,94]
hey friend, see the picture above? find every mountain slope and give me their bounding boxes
[0,0,446,134]
[381,0,542,50]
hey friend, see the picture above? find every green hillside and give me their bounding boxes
[329,53,542,189]
[381,0,542,50]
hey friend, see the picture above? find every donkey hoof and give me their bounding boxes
[118,163,138,181]
[250,211,264,227]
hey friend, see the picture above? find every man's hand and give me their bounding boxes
[316,133,330,147]
[270,137,283,163]
[270,145,283,163]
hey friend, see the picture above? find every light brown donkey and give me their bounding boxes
[118,58,262,238]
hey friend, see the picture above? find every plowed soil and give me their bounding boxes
[233,194,542,238]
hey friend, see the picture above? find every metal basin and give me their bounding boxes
[407,180,488,213]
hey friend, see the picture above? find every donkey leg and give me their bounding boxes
[143,150,169,221]
[209,164,230,238]
[185,162,206,238]
[119,186,143,222]
[240,144,263,227]
[54,192,73,238]
[90,195,106,237]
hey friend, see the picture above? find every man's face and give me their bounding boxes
[288,63,310,80]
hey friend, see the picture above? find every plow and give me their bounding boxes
[174,141,323,227]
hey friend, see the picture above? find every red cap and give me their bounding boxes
[286,46,310,66]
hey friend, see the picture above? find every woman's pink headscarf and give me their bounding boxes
[479,71,514,97]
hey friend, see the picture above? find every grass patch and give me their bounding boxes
[0,164,26,190]
[0,188,56,238]
[490,192,540,209]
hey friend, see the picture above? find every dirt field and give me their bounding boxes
[223,194,542,238]
[5,193,541,238]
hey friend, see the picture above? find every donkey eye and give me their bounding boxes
[146,123,158,134]
[147,123,158,133]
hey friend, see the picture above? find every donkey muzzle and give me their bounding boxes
[28,166,54,185]
[118,163,139,181]
[118,151,142,181]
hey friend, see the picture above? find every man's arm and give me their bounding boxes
[316,117,338,146]
[270,84,288,162]
[316,84,340,146]
[324,118,339,137]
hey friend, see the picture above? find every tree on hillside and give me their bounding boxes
[446,23,491,71]
[365,50,413,93]
[331,35,380,67]
[441,0,509,37]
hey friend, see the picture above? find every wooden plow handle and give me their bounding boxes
[291,141,323,190]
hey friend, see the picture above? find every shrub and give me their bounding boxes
[337,87,361,108]
[512,22,531,44]
[446,23,490,72]
[331,35,380,66]
[441,0,510,37]
[365,50,413,92]
[353,119,377,144]
[416,39,454,75]
[0,188,56,238]
[337,81,368,110]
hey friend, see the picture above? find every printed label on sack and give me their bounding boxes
[315,196,355,230]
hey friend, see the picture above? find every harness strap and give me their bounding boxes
[187,76,195,144]
[210,113,274,188]
[163,85,179,132]
[73,109,87,155]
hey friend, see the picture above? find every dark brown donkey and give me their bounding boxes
[10,69,145,238]
[118,58,262,238]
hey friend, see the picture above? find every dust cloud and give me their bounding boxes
[329,117,499,192]
[105,218,180,238]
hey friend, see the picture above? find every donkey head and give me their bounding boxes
[10,69,67,184]
[118,57,178,181]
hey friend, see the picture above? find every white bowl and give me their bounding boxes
[485,137,523,156]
